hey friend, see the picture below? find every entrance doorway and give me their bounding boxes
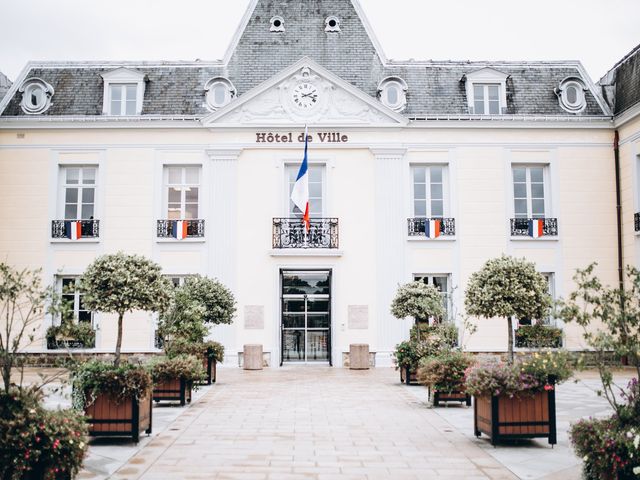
[280,270,331,365]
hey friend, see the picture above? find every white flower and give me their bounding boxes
[633,465,640,475]
[583,455,589,461]
[634,435,640,450]
[629,431,635,439]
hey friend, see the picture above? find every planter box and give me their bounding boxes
[153,377,192,406]
[200,355,217,385]
[399,365,419,385]
[430,389,471,407]
[84,389,152,443]
[46,338,94,350]
[474,389,557,445]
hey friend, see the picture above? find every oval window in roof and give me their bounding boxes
[204,77,236,112]
[377,77,408,112]
[19,78,55,114]
[556,77,586,113]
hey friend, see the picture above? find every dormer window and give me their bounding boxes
[556,77,586,113]
[100,68,146,116]
[463,67,509,115]
[19,78,54,114]
[204,77,236,111]
[377,77,408,112]
[325,16,341,32]
[270,16,285,32]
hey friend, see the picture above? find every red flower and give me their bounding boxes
[544,384,554,391]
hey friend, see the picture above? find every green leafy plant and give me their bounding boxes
[410,323,458,346]
[71,360,153,409]
[46,322,96,349]
[464,351,573,398]
[80,252,172,367]
[417,351,474,394]
[0,388,88,480]
[465,255,552,364]
[393,339,447,371]
[391,281,445,340]
[148,355,206,384]
[515,324,563,349]
[165,338,225,363]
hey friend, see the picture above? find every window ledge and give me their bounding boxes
[156,238,206,244]
[269,249,343,257]
[50,239,100,244]
[510,236,559,242]
[407,236,457,242]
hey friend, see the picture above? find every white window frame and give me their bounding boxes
[19,77,54,114]
[464,67,508,115]
[204,77,236,112]
[413,274,453,322]
[56,276,94,327]
[377,77,408,113]
[556,77,587,113]
[58,165,98,220]
[163,165,202,220]
[101,68,146,115]
[284,162,327,218]
[517,273,557,327]
[410,164,449,218]
[511,164,551,219]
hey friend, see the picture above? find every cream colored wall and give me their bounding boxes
[0,125,618,359]
[618,115,640,273]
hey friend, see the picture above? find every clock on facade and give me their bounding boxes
[292,82,319,109]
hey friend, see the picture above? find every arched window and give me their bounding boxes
[204,77,236,111]
[377,77,408,112]
[19,78,54,114]
[556,78,587,113]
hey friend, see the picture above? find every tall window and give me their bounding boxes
[412,165,446,218]
[62,166,96,220]
[287,164,324,217]
[59,277,93,325]
[109,84,137,116]
[513,166,547,218]
[413,274,452,321]
[164,166,201,220]
[473,84,500,115]
[519,273,556,326]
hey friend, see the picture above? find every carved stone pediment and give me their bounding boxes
[202,58,406,127]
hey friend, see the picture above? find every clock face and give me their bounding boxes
[292,82,319,109]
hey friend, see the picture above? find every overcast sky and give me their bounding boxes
[1,0,638,82]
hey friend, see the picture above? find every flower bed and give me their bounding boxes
[418,351,473,406]
[515,324,563,349]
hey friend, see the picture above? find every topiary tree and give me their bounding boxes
[158,275,236,347]
[80,253,172,367]
[391,281,445,341]
[465,255,551,364]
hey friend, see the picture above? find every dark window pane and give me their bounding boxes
[307,314,330,329]
[282,314,305,329]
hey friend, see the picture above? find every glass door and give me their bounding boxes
[281,270,331,365]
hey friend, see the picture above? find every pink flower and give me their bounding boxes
[544,384,554,391]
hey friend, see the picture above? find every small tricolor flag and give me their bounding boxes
[172,220,188,240]
[291,126,310,231]
[528,219,544,238]
[65,221,82,240]
[424,219,441,239]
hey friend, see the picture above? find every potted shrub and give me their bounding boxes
[165,338,225,385]
[558,264,640,478]
[74,253,172,443]
[0,263,89,479]
[46,322,95,350]
[465,350,573,445]
[148,355,205,406]
[418,351,474,406]
[515,323,563,349]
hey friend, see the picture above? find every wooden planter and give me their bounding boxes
[474,389,557,445]
[430,389,472,407]
[200,355,217,385]
[153,377,192,406]
[84,389,152,443]
[399,365,419,385]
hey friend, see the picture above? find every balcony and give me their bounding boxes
[51,220,100,239]
[407,218,456,238]
[635,213,640,232]
[510,218,558,237]
[273,218,339,249]
[157,219,205,239]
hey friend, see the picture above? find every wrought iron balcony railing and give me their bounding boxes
[273,218,339,249]
[407,218,456,238]
[635,213,640,232]
[157,219,205,239]
[51,220,100,239]
[510,218,558,237]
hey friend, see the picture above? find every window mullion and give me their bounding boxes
[425,167,432,218]
[526,168,533,218]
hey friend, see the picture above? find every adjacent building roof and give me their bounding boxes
[599,43,640,115]
[0,71,11,103]
[0,0,610,119]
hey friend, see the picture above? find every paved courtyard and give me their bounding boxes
[68,366,633,480]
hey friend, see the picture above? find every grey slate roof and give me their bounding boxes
[0,0,608,119]
[0,72,11,104]
[599,44,640,115]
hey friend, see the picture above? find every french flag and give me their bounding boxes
[528,219,544,238]
[425,219,441,239]
[291,126,310,231]
[172,220,188,240]
[65,221,82,240]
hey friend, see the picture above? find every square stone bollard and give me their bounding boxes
[243,344,263,370]
[349,344,370,370]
